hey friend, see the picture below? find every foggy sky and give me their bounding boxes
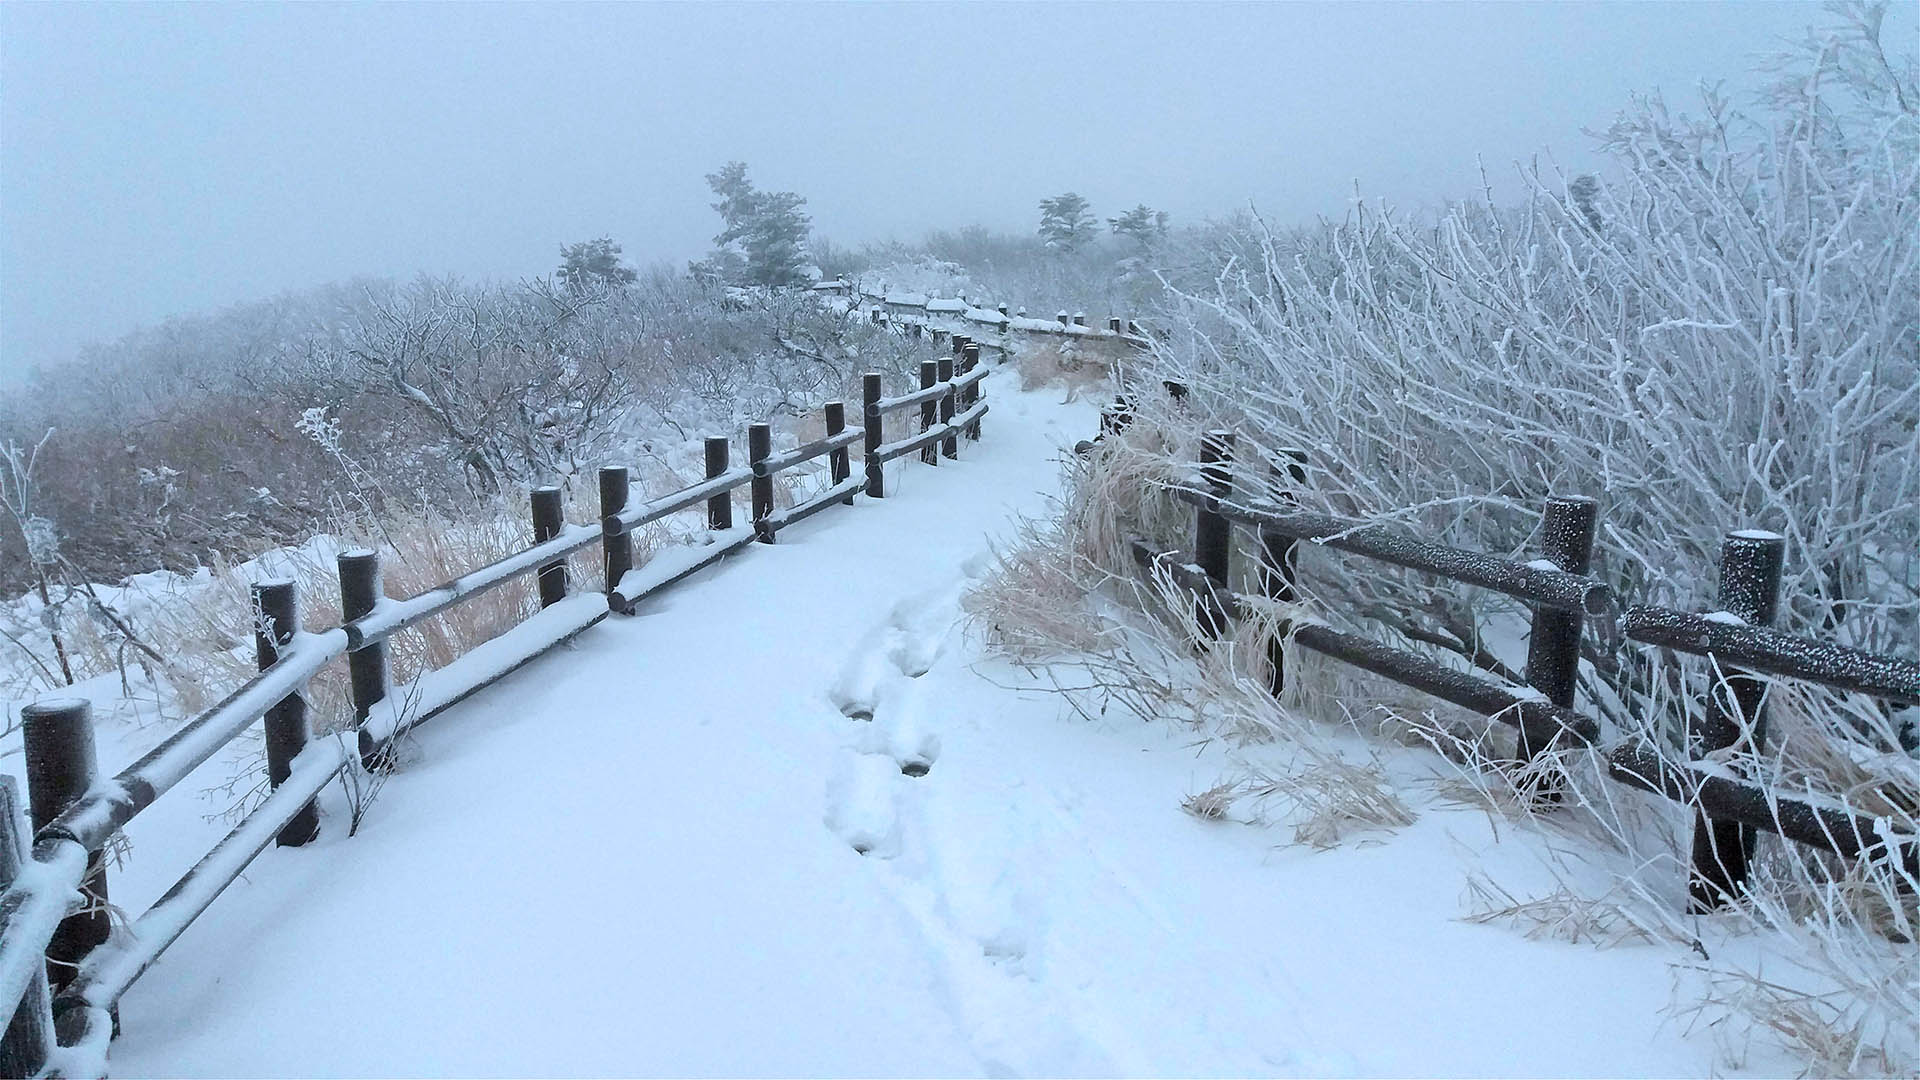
[1,1,1851,384]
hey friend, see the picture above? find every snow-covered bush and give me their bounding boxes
[0,268,938,595]
[1141,3,1917,752]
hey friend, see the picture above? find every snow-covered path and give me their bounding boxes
[103,379,1788,1078]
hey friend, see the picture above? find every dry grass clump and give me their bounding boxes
[1014,341,1111,398]
[1462,873,1674,947]
[966,426,1419,854]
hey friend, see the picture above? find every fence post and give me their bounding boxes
[705,436,733,530]
[825,401,854,506]
[253,581,321,848]
[1108,317,1122,333]
[599,466,631,596]
[938,354,957,460]
[21,699,109,995]
[0,776,53,1078]
[1689,530,1786,911]
[863,373,885,499]
[1518,496,1599,795]
[1260,449,1307,694]
[338,549,390,772]
[919,361,940,466]
[531,486,567,608]
[961,342,983,440]
[749,423,774,542]
[1194,431,1236,640]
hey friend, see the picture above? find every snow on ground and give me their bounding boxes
[46,375,1795,1077]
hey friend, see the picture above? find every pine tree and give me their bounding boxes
[701,161,812,288]
[556,237,637,294]
[1109,204,1169,254]
[1038,192,1098,253]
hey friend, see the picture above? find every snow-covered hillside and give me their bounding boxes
[20,377,1789,1078]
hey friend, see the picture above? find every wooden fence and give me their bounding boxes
[0,341,995,1078]
[1118,423,1920,912]
[813,278,1152,363]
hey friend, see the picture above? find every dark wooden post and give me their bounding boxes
[1259,449,1307,694]
[705,436,732,530]
[825,401,854,506]
[938,354,957,459]
[339,549,390,772]
[952,334,970,360]
[20,699,109,994]
[599,466,631,595]
[749,423,774,541]
[0,776,54,1078]
[1194,431,1236,640]
[1518,496,1599,794]
[1689,530,1786,911]
[253,581,320,847]
[1072,312,1087,327]
[919,361,940,466]
[863,373,885,499]
[961,343,983,440]
[1057,311,1071,328]
[1108,317,1122,333]
[531,486,566,608]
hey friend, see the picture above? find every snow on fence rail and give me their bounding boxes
[810,276,1155,358]
[1119,426,1920,916]
[0,350,996,1078]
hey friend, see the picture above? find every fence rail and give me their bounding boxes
[1122,431,1920,912]
[0,357,998,1078]
[813,277,1154,358]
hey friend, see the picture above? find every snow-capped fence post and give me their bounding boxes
[825,402,854,507]
[338,548,390,772]
[1057,311,1071,328]
[863,373,885,499]
[253,581,320,848]
[0,776,54,1078]
[1194,431,1236,640]
[1259,449,1308,695]
[961,343,983,440]
[1108,317,1122,333]
[1689,530,1786,912]
[938,354,957,460]
[748,423,774,541]
[705,437,733,530]
[1072,312,1087,327]
[531,486,567,608]
[20,698,109,995]
[1518,496,1599,796]
[599,467,632,595]
[919,361,940,466]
